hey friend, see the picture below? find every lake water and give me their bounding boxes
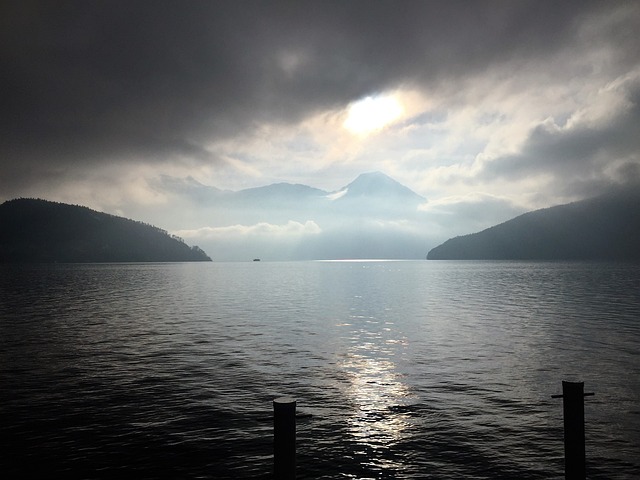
[1,261,639,479]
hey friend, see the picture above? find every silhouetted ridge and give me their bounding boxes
[427,189,640,260]
[0,198,212,263]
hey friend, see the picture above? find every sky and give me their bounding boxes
[2,1,639,259]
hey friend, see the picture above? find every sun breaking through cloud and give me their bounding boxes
[343,94,404,135]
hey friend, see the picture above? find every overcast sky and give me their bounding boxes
[2,1,639,254]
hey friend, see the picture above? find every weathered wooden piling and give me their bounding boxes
[273,397,296,479]
[552,381,594,480]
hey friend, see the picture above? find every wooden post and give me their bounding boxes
[273,397,296,479]
[552,381,594,480]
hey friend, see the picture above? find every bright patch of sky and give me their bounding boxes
[343,94,404,135]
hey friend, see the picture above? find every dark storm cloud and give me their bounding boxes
[480,76,640,197]
[1,0,635,193]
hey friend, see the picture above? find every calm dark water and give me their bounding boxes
[1,261,639,479]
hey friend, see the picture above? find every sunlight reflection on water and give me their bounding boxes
[336,309,420,475]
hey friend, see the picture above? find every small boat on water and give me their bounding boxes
[253,258,261,262]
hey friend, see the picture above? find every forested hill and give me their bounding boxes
[427,189,640,260]
[0,198,212,263]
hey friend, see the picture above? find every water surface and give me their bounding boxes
[1,261,639,478]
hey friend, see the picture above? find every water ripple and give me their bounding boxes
[1,261,639,478]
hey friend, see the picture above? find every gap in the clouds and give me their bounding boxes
[343,94,404,135]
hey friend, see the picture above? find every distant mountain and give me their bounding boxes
[122,171,437,260]
[233,182,328,205]
[323,172,426,220]
[329,171,425,203]
[427,189,640,260]
[0,198,212,263]
[154,171,426,225]
[158,171,424,208]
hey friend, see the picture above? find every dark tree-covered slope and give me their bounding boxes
[0,198,212,263]
[427,189,640,260]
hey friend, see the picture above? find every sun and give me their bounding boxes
[343,94,404,135]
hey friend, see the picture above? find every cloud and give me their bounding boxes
[3,1,636,193]
[170,220,323,261]
[174,220,322,240]
[418,193,527,236]
[477,69,640,198]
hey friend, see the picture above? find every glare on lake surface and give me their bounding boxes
[1,260,639,479]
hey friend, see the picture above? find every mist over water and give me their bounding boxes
[1,261,639,479]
